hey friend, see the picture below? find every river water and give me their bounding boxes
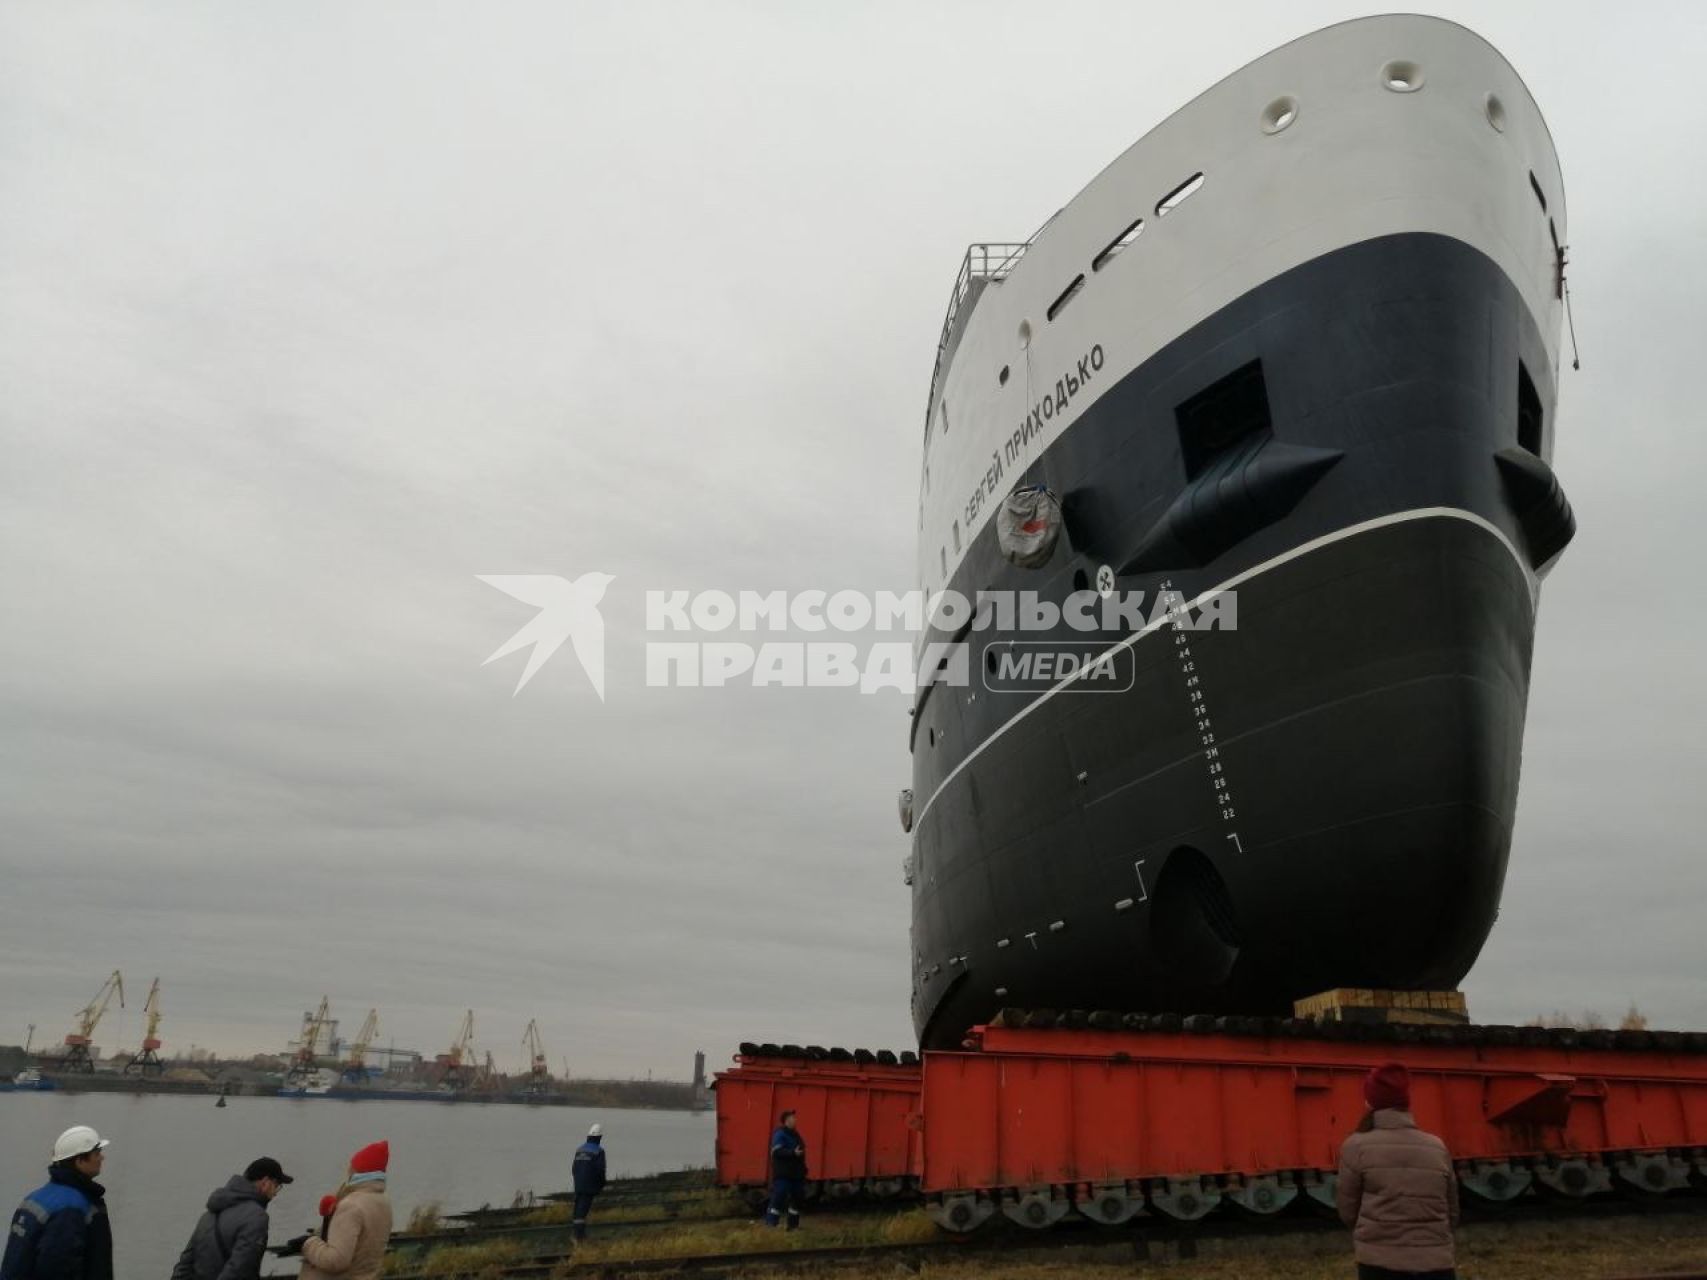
[0,1092,714,1280]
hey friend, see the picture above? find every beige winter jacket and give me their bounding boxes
[1336,1110,1460,1273]
[298,1181,392,1280]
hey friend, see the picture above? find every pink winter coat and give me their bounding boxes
[1336,1109,1460,1273]
[298,1181,392,1280]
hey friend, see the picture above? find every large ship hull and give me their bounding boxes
[908,20,1570,1048]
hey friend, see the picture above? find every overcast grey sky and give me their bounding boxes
[1,1,1703,1077]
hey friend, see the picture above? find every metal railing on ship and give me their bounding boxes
[925,242,1030,427]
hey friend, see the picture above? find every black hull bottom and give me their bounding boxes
[914,513,1533,1048]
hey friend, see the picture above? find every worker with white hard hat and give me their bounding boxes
[1,1125,115,1280]
[570,1123,607,1241]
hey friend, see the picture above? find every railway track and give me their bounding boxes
[448,1181,717,1223]
[380,1191,1707,1279]
[387,1193,898,1259]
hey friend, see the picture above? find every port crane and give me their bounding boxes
[284,996,332,1087]
[523,1019,550,1094]
[122,978,165,1076]
[62,971,124,1072]
[440,1010,475,1090]
[341,1008,380,1083]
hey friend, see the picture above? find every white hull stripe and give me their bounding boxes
[912,506,1534,833]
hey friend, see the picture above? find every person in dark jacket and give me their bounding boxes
[765,1110,807,1230]
[170,1158,294,1280]
[1,1125,115,1280]
[570,1125,606,1241]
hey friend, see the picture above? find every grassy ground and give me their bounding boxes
[567,1209,938,1263]
[518,1187,737,1226]
[390,1237,531,1277]
[567,1209,1707,1279]
[391,1179,1707,1280]
[404,1203,446,1235]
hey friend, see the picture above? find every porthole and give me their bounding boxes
[998,365,1010,386]
[1381,59,1424,92]
[928,726,936,747]
[1018,319,1033,349]
[1260,95,1299,135]
[1484,92,1506,132]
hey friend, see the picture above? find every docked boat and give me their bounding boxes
[0,1068,55,1092]
[278,1068,338,1097]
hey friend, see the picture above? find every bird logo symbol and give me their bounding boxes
[477,572,615,698]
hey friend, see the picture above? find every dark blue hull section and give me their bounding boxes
[910,233,1567,1048]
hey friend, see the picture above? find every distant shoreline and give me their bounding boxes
[2,1074,708,1110]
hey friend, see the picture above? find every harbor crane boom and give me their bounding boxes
[284,996,332,1087]
[441,1010,476,1090]
[522,1019,550,1094]
[122,978,165,1076]
[62,970,124,1072]
[342,1009,380,1083]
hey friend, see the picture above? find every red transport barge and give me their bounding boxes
[716,1011,1707,1230]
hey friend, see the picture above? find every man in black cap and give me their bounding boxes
[170,1158,293,1280]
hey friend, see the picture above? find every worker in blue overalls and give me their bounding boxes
[2,1125,115,1280]
[570,1124,606,1241]
[765,1110,807,1230]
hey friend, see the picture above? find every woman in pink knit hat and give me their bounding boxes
[1336,1063,1460,1279]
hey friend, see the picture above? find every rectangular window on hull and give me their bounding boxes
[1517,361,1543,456]
[1174,359,1273,480]
[1046,274,1085,322]
[1093,217,1144,272]
[1156,172,1205,217]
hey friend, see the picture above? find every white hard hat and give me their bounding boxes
[587,1124,602,1138]
[53,1126,110,1163]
